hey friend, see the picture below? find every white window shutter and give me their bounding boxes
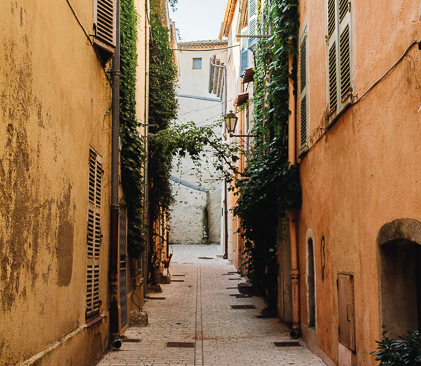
[248,0,257,48]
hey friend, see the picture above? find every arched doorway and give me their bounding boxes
[378,218,421,338]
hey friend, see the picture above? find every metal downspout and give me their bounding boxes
[287,52,300,338]
[110,0,121,338]
[210,59,228,258]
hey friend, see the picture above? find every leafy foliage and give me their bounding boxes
[372,331,421,365]
[120,0,147,258]
[147,0,179,279]
[233,0,301,307]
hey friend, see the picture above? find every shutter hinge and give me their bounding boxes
[338,325,341,335]
[348,2,351,12]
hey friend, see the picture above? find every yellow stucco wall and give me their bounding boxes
[297,1,421,365]
[0,1,115,364]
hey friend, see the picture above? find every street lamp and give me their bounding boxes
[224,111,256,138]
[224,112,238,135]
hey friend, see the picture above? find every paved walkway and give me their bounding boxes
[97,244,325,366]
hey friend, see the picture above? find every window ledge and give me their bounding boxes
[86,314,106,327]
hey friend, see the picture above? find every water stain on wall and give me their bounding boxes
[57,184,74,287]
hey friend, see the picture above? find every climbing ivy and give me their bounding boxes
[233,0,301,308]
[120,0,147,258]
[147,0,179,281]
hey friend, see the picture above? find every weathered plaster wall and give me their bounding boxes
[169,45,227,244]
[297,1,421,365]
[0,1,113,364]
[170,182,208,243]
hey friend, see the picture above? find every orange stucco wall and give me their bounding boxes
[297,1,421,365]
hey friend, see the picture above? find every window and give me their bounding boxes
[86,148,103,319]
[327,0,352,125]
[299,27,309,152]
[193,58,202,69]
[240,27,248,77]
[93,0,115,64]
[248,0,257,48]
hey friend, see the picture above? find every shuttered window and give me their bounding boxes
[299,29,309,152]
[327,0,352,125]
[240,27,249,77]
[248,0,257,48]
[86,148,103,319]
[93,0,115,63]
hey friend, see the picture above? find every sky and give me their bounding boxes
[169,0,228,42]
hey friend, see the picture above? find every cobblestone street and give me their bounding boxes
[97,245,326,366]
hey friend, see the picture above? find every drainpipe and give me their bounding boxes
[223,180,229,259]
[210,58,228,258]
[287,51,300,338]
[109,0,121,338]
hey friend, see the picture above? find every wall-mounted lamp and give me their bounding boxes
[224,112,256,138]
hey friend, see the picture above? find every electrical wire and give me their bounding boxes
[354,40,420,105]
[174,45,240,52]
[305,41,421,156]
[178,97,237,117]
[65,0,111,84]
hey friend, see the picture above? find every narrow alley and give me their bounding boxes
[98,245,325,366]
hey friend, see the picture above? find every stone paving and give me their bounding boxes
[97,244,326,366]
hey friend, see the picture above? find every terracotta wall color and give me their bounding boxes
[0,0,147,364]
[297,0,421,365]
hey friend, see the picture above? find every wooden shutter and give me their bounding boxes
[299,30,309,151]
[338,0,352,107]
[93,0,115,63]
[327,0,352,123]
[94,0,115,46]
[337,274,356,351]
[248,0,257,48]
[240,27,249,77]
[86,148,103,319]
[327,0,338,116]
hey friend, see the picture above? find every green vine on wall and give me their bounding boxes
[120,0,147,258]
[147,0,179,281]
[233,0,301,308]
